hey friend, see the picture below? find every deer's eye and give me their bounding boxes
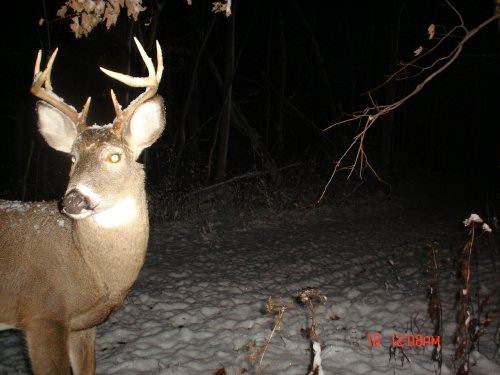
[108,153,121,163]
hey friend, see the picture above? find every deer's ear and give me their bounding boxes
[36,101,78,153]
[123,95,166,160]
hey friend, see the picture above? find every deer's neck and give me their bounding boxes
[73,191,149,300]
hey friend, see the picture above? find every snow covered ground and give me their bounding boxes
[1,185,499,374]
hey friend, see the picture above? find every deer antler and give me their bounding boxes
[31,49,91,131]
[100,37,164,134]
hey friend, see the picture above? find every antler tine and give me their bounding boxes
[155,40,164,84]
[33,49,55,92]
[109,89,122,117]
[100,37,163,134]
[31,49,89,128]
[79,97,92,132]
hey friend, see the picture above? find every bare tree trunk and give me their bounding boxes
[173,16,217,177]
[425,85,440,172]
[21,140,34,201]
[133,0,166,181]
[206,49,278,178]
[265,11,273,150]
[380,1,401,175]
[40,0,52,53]
[292,0,338,120]
[274,15,286,159]
[380,83,396,174]
[264,14,273,151]
[215,5,236,180]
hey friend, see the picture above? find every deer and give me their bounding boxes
[0,37,165,375]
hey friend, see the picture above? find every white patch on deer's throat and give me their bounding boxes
[93,197,138,228]
[0,323,15,331]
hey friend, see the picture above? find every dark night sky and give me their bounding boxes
[1,0,500,203]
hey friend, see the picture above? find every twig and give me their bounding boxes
[317,3,500,203]
[456,214,493,373]
[428,241,443,373]
[296,288,327,341]
[254,297,289,375]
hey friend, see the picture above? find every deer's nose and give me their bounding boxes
[61,189,91,215]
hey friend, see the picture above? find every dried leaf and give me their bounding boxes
[212,2,226,14]
[70,16,81,39]
[428,24,435,40]
[59,0,146,38]
[56,5,68,18]
[126,0,147,20]
[414,46,423,56]
[296,288,327,305]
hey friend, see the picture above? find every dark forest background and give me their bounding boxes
[1,0,499,215]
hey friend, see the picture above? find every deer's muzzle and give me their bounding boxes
[61,189,91,216]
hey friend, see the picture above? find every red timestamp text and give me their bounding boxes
[367,333,441,347]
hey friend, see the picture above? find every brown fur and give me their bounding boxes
[0,94,165,374]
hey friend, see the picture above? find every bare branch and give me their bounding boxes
[317,4,500,203]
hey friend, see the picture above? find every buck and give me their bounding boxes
[0,38,165,374]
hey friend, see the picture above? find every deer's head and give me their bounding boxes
[31,38,165,225]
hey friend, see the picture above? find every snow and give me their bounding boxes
[309,341,325,375]
[87,123,113,130]
[0,191,499,374]
[0,200,30,213]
